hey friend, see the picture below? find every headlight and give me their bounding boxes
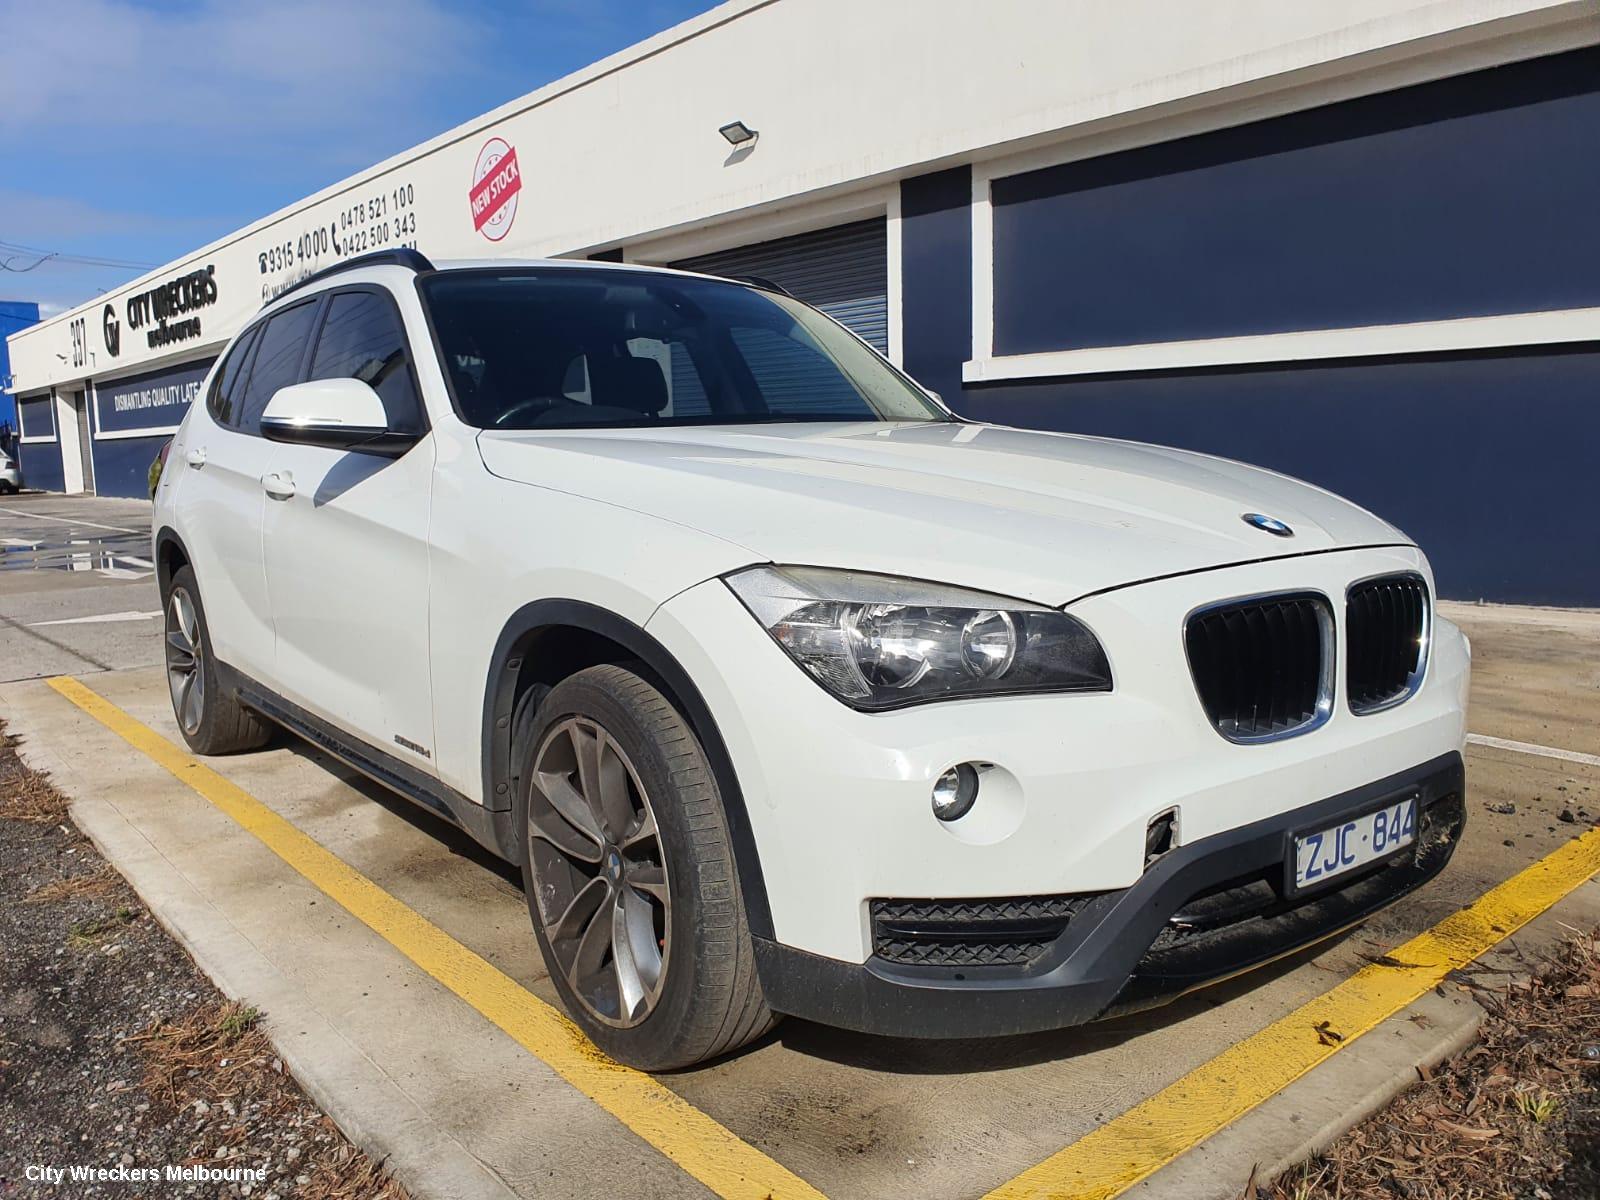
[724,565,1112,710]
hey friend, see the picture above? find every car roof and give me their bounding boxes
[430,257,694,278]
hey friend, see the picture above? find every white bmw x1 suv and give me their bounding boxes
[153,249,1469,1069]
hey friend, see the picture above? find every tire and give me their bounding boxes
[517,664,775,1070]
[163,566,271,755]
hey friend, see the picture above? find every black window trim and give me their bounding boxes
[304,283,431,437]
[207,320,263,429]
[223,295,324,438]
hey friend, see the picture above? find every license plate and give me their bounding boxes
[1294,796,1417,891]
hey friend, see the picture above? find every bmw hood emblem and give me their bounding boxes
[1242,512,1294,537]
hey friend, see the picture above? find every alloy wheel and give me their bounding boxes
[529,716,671,1027]
[165,588,205,736]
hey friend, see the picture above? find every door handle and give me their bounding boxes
[185,447,206,468]
[261,471,296,500]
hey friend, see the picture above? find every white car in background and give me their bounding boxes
[0,450,19,494]
[152,250,1469,1069]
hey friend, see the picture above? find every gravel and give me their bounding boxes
[0,730,406,1199]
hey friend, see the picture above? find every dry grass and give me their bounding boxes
[130,1000,273,1107]
[65,905,136,950]
[26,864,121,904]
[301,1142,412,1200]
[128,1001,411,1197]
[0,744,69,823]
[1258,929,1600,1199]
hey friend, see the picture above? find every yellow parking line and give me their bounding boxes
[47,675,823,1200]
[986,819,1600,1200]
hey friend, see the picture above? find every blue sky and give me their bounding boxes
[0,0,715,318]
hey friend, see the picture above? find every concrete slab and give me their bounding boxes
[1,599,1595,1199]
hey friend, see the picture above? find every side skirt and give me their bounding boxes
[216,662,521,864]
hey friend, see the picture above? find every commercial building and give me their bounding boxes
[7,0,1598,603]
[1,300,41,457]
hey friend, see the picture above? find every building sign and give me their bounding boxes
[94,359,214,436]
[102,304,122,358]
[254,178,423,303]
[470,137,521,241]
[125,265,218,351]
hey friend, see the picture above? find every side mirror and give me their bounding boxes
[260,379,418,457]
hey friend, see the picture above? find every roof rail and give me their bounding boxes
[265,248,436,307]
[726,273,793,298]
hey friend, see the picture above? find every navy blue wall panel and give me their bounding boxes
[900,166,972,405]
[18,442,64,493]
[992,46,1600,354]
[91,434,165,500]
[959,346,1600,607]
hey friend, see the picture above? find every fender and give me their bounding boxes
[483,599,773,940]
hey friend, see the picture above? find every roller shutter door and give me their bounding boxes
[670,218,888,354]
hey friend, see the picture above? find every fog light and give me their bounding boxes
[932,763,980,822]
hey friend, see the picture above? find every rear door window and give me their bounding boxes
[236,300,320,435]
[307,290,423,432]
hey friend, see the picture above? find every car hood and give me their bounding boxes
[476,421,1407,606]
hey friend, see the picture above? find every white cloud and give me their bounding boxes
[0,0,482,148]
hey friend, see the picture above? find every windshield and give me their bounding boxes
[419,268,950,429]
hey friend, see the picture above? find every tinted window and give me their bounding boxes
[419,269,946,430]
[308,290,423,432]
[207,324,261,427]
[236,300,319,434]
[728,326,863,414]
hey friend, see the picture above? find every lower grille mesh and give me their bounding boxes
[870,895,1092,968]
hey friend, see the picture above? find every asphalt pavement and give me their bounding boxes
[0,493,161,681]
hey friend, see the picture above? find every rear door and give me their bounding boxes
[258,286,436,765]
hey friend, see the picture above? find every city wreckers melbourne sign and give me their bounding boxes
[123,265,219,351]
[12,124,542,393]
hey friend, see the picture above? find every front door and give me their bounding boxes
[258,287,436,768]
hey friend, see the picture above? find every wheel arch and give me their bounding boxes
[154,527,191,599]
[484,599,773,939]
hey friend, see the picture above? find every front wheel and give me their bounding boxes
[518,664,775,1070]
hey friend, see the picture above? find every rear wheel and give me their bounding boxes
[164,566,271,754]
[518,664,774,1070]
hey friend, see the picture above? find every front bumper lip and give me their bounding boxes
[753,751,1465,1039]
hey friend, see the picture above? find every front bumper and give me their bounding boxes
[753,751,1464,1038]
[647,545,1470,965]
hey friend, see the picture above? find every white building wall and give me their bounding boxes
[7,0,1590,395]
